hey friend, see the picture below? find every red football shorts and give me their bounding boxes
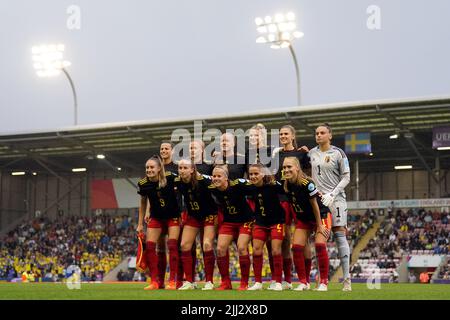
[280,200,295,225]
[181,210,188,225]
[218,221,254,239]
[147,217,180,233]
[183,214,216,228]
[252,223,285,241]
[295,212,332,231]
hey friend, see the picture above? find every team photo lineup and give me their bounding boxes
[135,123,352,292]
[1,1,450,305]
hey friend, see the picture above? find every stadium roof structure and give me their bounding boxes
[0,95,449,176]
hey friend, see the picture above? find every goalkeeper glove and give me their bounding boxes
[321,192,335,207]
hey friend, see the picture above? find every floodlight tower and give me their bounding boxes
[255,12,304,105]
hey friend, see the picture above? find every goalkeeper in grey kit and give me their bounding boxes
[309,123,352,292]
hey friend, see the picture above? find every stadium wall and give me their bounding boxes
[0,170,27,232]
[348,169,450,201]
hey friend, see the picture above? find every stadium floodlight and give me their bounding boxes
[394,165,412,170]
[96,154,106,159]
[11,171,26,176]
[437,147,450,151]
[255,11,304,105]
[117,167,122,171]
[389,134,399,139]
[32,44,78,125]
[32,172,37,176]
[72,168,87,172]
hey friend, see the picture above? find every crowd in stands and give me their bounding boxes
[0,214,136,282]
[360,208,449,259]
[354,208,449,281]
[438,263,450,280]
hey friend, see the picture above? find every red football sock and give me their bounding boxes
[191,245,197,279]
[272,254,283,283]
[292,244,307,284]
[253,254,263,283]
[239,254,250,286]
[283,257,292,283]
[181,250,194,282]
[157,251,167,285]
[146,241,158,283]
[217,253,230,282]
[203,250,215,282]
[266,242,274,280]
[167,239,178,282]
[315,243,329,285]
[305,258,312,283]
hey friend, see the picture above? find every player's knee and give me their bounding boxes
[217,245,228,257]
[180,241,192,251]
[271,246,282,256]
[203,241,213,252]
[252,244,263,255]
[237,246,248,256]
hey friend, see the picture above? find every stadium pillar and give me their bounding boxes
[435,156,441,198]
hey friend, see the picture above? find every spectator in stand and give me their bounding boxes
[408,272,417,283]
[419,271,429,284]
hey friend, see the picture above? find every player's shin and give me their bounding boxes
[314,243,329,285]
[203,249,215,283]
[146,241,159,283]
[239,254,250,286]
[181,250,194,282]
[167,239,178,282]
[292,244,307,284]
[335,231,350,279]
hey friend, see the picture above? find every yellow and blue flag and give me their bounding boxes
[345,132,371,154]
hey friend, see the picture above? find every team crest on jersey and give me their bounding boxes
[325,156,330,163]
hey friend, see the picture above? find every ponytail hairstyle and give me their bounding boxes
[282,156,311,192]
[281,124,298,149]
[249,163,275,185]
[149,154,167,188]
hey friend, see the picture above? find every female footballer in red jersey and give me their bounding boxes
[175,159,218,290]
[209,165,254,290]
[246,163,286,291]
[282,157,331,291]
[136,155,180,290]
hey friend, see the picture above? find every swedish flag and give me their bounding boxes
[345,133,371,154]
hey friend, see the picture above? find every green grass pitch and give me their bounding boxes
[1,282,449,300]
